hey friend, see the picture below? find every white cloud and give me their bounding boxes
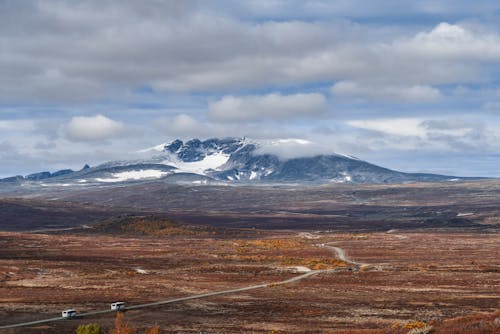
[346,118,426,137]
[344,117,500,153]
[156,114,227,139]
[2,2,500,177]
[208,93,328,122]
[331,81,441,103]
[347,117,490,140]
[156,113,297,140]
[65,114,126,142]
[400,22,500,60]
[1,2,500,103]
[255,138,335,160]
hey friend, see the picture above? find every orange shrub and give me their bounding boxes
[403,321,427,329]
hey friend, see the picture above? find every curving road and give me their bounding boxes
[322,243,369,268]
[0,243,360,330]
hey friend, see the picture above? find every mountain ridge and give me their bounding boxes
[0,137,480,186]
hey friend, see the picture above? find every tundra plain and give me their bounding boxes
[0,181,499,333]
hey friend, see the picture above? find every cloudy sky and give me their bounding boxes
[2,0,500,177]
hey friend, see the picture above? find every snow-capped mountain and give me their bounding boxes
[0,137,468,186]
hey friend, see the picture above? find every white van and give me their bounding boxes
[61,309,77,318]
[110,302,126,311]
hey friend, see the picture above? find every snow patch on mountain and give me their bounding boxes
[329,172,353,183]
[96,169,169,182]
[163,151,230,175]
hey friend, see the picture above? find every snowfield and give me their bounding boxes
[163,152,230,175]
[95,170,169,182]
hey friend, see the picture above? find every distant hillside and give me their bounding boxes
[92,215,249,238]
[0,198,128,231]
[0,137,480,187]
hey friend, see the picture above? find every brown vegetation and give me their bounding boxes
[78,313,161,334]
[0,229,498,333]
[432,312,500,334]
[94,215,217,236]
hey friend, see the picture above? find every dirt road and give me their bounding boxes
[323,243,369,268]
[0,243,359,330]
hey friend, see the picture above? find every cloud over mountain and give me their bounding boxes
[2,1,500,177]
[209,93,328,122]
[65,115,127,142]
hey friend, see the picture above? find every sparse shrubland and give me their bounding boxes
[73,311,500,334]
[109,312,135,334]
[431,311,500,333]
[1,229,498,333]
[77,313,160,334]
[280,256,347,269]
[334,312,499,333]
[76,323,103,334]
[94,215,217,236]
[236,239,305,249]
[234,238,348,269]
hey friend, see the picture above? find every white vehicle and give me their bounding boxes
[61,309,77,318]
[110,302,126,311]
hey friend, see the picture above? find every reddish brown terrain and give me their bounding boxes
[0,229,498,333]
[0,181,499,333]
